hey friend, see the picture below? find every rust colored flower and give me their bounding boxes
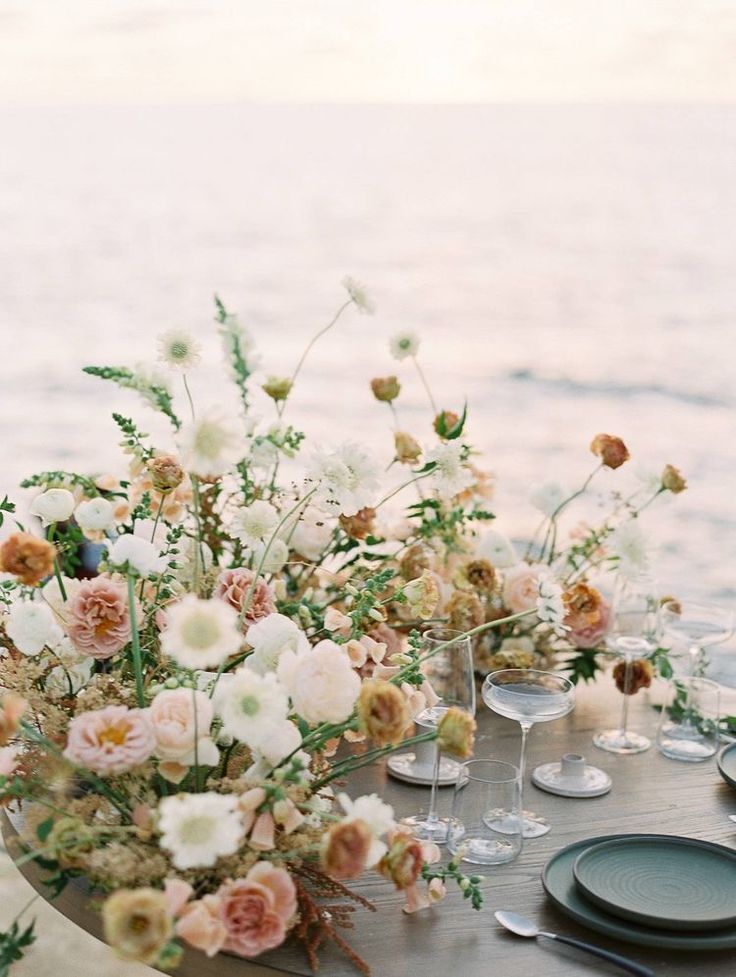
[590,433,630,470]
[0,693,27,747]
[377,832,425,889]
[102,887,172,965]
[394,431,422,464]
[661,464,687,494]
[0,532,56,586]
[613,658,653,695]
[463,559,496,594]
[339,506,376,540]
[399,543,433,580]
[322,818,374,880]
[447,590,484,632]
[563,582,605,631]
[357,679,410,747]
[436,707,476,759]
[262,376,293,402]
[370,376,400,403]
[146,454,185,493]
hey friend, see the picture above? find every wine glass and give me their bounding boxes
[593,574,658,755]
[660,600,734,678]
[400,628,475,844]
[482,668,575,838]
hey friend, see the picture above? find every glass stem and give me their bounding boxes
[426,744,442,827]
[619,656,632,736]
[685,644,701,727]
[519,721,531,812]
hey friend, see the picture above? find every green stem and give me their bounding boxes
[312,730,436,790]
[182,373,196,422]
[412,355,438,415]
[375,469,433,509]
[127,573,146,708]
[48,524,67,601]
[284,299,353,401]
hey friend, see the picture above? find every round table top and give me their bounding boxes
[4,679,736,977]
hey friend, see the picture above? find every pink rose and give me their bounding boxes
[64,704,155,775]
[568,597,611,649]
[218,862,297,958]
[177,895,227,958]
[214,569,276,630]
[66,576,135,659]
[502,563,544,613]
[149,688,214,762]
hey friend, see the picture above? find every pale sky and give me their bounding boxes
[0,0,735,104]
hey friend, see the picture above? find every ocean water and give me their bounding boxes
[0,103,734,624]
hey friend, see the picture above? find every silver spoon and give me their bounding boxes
[495,910,654,977]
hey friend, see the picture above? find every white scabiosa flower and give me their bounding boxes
[609,520,650,578]
[529,481,567,517]
[6,601,64,656]
[231,500,280,550]
[106,534,167,577]
[287,509,334,561]
[157,328,202,371]
[277,639,361,724]
[161,595,242,670]
[245,613,311,674]
[426,442,473,499]
[389,331,420,361]
[477,529,518,569]
[158,792,244,870]
[179,408,240,477]
[342,276,375,315]
[214,666,289,749]
[308,442,380,517]
[536,574,569,637]
[29,489,75,527]
[75,497,116,534]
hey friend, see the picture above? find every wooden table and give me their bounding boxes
[4,680,736,977]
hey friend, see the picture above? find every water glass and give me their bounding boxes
[657,677,721,761]
[447,759,522,865]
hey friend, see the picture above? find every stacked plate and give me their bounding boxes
[543,833,736,949]
[717,742,736,789]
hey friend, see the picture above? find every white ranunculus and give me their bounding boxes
[29,489,75,527]
[6,601,64,656]
[75,497,115,532]
[245,613,310,674]
[477,529,518,568]
[106,534,167,576]
[277,639,361,725]
[529,481,567,517]
[255,719,302,766]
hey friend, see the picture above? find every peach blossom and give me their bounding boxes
[66,576,134,660]
[176,895,227,958]
[214,568,276,629]
[64,705,155,776]
[502,563,544,614]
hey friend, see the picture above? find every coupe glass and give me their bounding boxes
[481,668,575,838]
[400,628,476,843]
[660,600,734,678]
[593,574,658,755]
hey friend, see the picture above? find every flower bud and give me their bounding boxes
[262,376,294,402]
[147,454,185,493]
[394,431,422,464]
[370,376,400,403]
[590,433,629,469]
[661,464,687,494]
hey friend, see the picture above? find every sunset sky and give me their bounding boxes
[0,0,735,104]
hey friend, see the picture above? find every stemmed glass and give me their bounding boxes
[593,574,658,755]
[401,628,475,844]
[482,668,575,838]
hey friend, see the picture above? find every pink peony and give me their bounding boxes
[64,705,155,776]
[568,597,611,649]
[66,576,135,659]
[218,862,297,958]
[177,895,227,958]
[502,563,544,614]
[214,568,276,630]
[148,688,214,762]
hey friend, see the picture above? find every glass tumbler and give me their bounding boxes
[447,759,522,865]
[657,677,721,761]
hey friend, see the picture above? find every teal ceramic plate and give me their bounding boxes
[543,835,736,950]
[573,836,736,931]
[717,742,736,789]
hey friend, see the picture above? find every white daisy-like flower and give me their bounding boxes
[536,574,569,637]
[231,500,280,550]
[477,529,518,569]
[337,792,396,865]
[214,666,289,749]
[426,442,473,499]
[389,330,421,361]
[161,595,242,670]
[179,408,240,477]
[6,601,64,656]
[158,791,245,870]
[245,613,310,674]
[609,520,650,578]
[529,481,567,518]
[106,534,167,577]
[157,328,202,371]
[308,442,380,517]
[29,489,75,527]
[342,276,375,315]
[75,497,116,533]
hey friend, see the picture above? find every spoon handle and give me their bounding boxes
[543,932,654,977]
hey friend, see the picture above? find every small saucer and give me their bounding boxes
[387,751,465,787]
[532,753,611,798]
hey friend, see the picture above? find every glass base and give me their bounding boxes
[658,721,718,762]
[447,831,520,864]
[400,813,454,843]
[594,728,651,755]
[484,807,549,839]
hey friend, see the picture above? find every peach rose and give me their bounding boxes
[502,563,544,613]
[177,895,227,958]
[66,576,134,659]
[568,597,611,649]
[64,704,155,776]
[218,863,296,958]
[214,568,276,629]
[148,688,214,762]
[322,819,374,880]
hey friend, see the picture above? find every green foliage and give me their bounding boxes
[561,648,601,685]
[112,413,154,462]
[0,496,15,528]
[434,402,467,440]
[214,295,253,413]
[421,857,484,911]
[20,471,99,495]
[0,920,36,977]
[651,646,673,680]
[83,365,181,431]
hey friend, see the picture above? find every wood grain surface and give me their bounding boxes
[5,679,736,977]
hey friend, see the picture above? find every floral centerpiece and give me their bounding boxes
[0,280,684,973]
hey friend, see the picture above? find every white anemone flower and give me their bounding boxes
[389,331,421,361]
[158,792,244,870]
[214,666,289,749]
[29,489,75,527]
[75,497,116,533]
[529,481,567,517]
[342,276,375,315]
[179,408,240,477]
[245,613,311,674]
[308,443,380,517]
[609,520,650,578]
[6,601,64,656]
[231,500,280,550]
[426,442,473,499]
[157,328,202,371]
[161,595,242,670]
[106,534,167,577]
